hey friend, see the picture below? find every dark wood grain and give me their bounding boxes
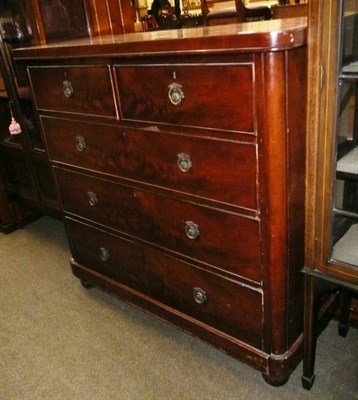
[67,217,263,348]
[259,50,288,357]
[28,65,117,117]
[56,167,261,283]
[84,0,134,36]
[13,19,307,61]
[37,0,89,41]
[285,46,306,346]
[41,117,258,210]
[115,63,254,133]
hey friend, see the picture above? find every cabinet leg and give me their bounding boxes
[302,374,315,390]
[338,291,352,337]
[261,372,289,387]
[302,275,319,390]
[80,279,94,289]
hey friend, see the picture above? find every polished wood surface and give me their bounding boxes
[16,19,307,386]
[28,0,134,43]
[13,18,307,59]
[271,3,307,19]
[84,0,135,36]
[56,167,261,283]
[67,217,263,348]
[37,0,89,41]
[115,61,254,132]
[29,65,117,117]
[41,118,258,210]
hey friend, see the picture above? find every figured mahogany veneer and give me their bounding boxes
[41,117,258,210]
[115,63,255,133]
[55,166,261,283]
[66,217,263,348]
[29,66,117,117]
[14,19,307,386]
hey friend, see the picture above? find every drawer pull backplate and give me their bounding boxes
[168,82,184,106]
[87,191,98,206]
[193,287,207,304]
[185,221,200,240]
[75,135,86,152]
[63,80,74,98]
[99,247,110,262]
[177,153,192,173]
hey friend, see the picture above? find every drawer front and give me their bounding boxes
[67,218,263,348]
[42,117,257,210]
[28,66,116,117]
[56,168,261,283]
[115,64,255,133]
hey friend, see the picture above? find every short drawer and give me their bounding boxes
[66,217,263,348]
[28,65,116,117]
[115,63,255,133]
[42,117,257,210]
[56,168,261,283]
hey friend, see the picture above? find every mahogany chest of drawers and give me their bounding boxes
[13,19,307,385]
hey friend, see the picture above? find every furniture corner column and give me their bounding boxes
[260,50,289,384]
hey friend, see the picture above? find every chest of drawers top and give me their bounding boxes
[14,19,307,137]
[13,18,307,61]
[13,18,306,61]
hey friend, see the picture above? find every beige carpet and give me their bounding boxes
[0,216,357,400]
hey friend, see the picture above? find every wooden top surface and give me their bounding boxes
[13,18,307,60]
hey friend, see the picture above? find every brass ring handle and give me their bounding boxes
[75,136,86,152]
[177,153,192,173]
[63,80,74,98]
[193,287,207,305]
[87,191,98,207]
[185,221,199,240]
[168,82,184,106]
[99,247,110,262]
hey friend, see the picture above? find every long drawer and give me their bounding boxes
[115,63,255,133]
[28,65,117,118]
[66,217,263,349]
[42,117,258,210]
[56,167,261,283]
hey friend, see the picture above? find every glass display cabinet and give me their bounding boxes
[303,0,358,390]
[333,0,358,267]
